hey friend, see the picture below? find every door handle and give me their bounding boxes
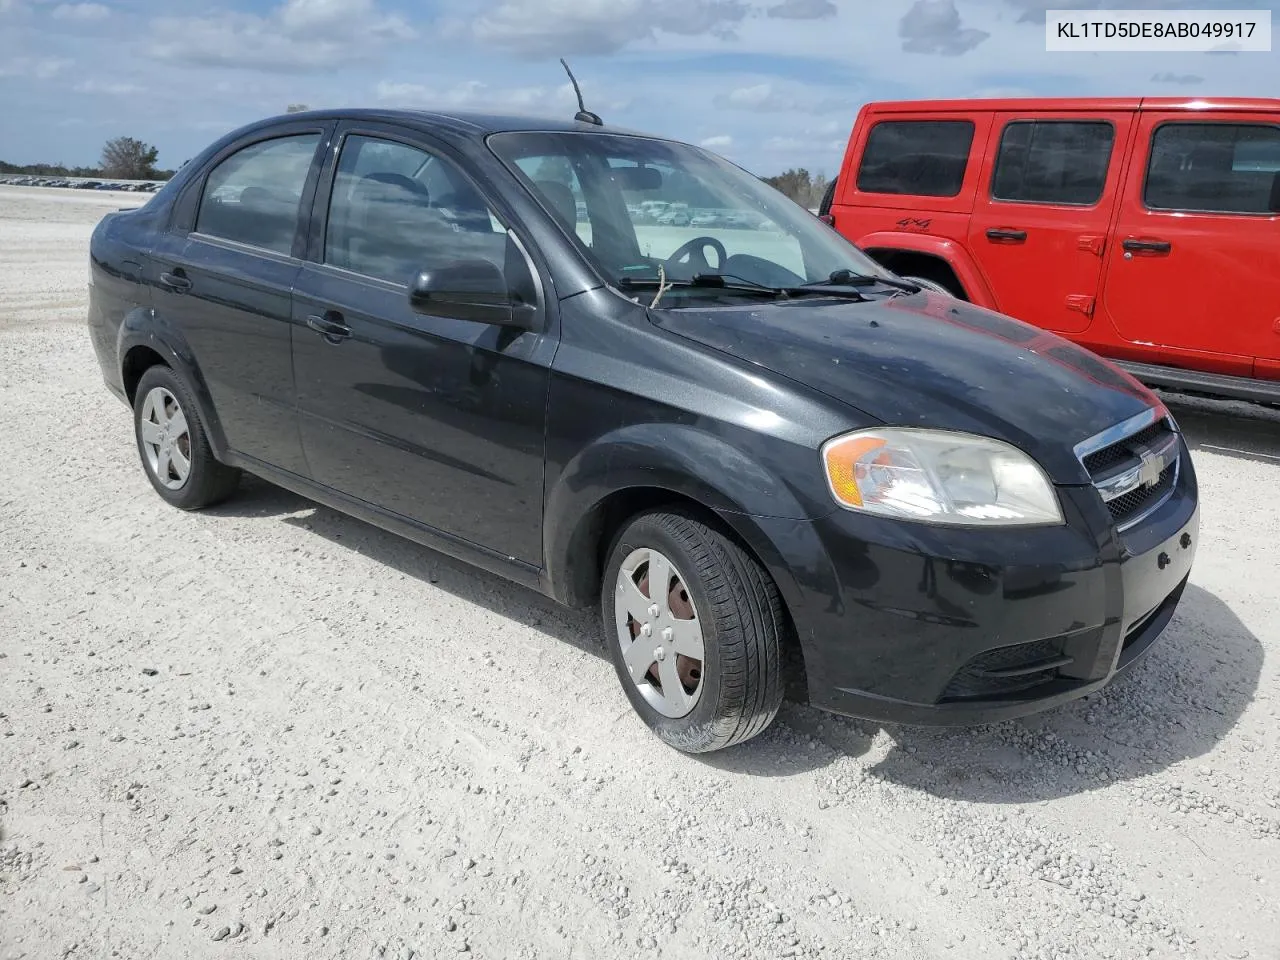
[159,270,191,293]
[1122,238,1171,255]
[306,313,351,344]
[985,228,1027,243]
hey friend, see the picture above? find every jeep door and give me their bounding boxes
[1100,109,1280,377]
[967,110,1134,336]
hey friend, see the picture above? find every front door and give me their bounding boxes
[291,128,555,565]
[968,111,1132,335]
[1100,112,1280,374]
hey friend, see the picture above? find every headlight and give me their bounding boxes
[821,428,1063,526]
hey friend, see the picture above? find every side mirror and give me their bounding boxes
[408,259,535,328]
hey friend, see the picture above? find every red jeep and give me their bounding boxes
[821,97,1280,404]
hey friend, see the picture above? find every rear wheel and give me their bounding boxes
[133,366,240,510]
[601,510,786,753]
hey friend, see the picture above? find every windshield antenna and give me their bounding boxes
[560,58,603,126]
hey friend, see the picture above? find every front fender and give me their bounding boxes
[856,230,995,306]
[542,422,821,611]
[118,310,230,459]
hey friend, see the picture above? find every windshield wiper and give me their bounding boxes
[618,272,869,303]
[801,268,922,293]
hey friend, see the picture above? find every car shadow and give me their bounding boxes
[1160,391,1280,467]
[208,480,1261,794]
[203,475,606,662]
[850,583,1263,802]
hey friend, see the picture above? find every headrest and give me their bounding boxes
[533,179,577,229]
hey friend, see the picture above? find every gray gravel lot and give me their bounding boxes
[1,184,1278,960]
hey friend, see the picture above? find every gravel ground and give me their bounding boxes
[1,184,1278,960]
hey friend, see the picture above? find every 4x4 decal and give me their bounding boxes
[896,217,931,231]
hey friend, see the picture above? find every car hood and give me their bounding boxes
[650,292,1163,484]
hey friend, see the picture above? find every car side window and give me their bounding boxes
[325,135,507,285]
[1144,122,1280,215]
[195,134,321,255]
[856,120,975,197]
[991,121,1115,206]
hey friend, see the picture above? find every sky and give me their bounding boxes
[0,0,1277,176]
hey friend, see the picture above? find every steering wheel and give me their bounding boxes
[667,236,727,273]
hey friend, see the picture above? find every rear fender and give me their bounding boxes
[117,310,230,459]
[856,230,995,306]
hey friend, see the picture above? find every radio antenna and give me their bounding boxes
[560,59,603,126]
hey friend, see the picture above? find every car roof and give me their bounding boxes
[861,96,1280,115]
[252,107,662,141]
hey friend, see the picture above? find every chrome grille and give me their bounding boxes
[1074,409,1181,530]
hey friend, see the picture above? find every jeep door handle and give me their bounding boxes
[159,270,192,293]
[306,313,351,343]
[1122,238,1172,255]
[985,228,1027,243]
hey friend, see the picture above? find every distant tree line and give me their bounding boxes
[2,136,176,181]
[760,168,830,209]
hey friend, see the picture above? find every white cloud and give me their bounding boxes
[471,0,750,57]
[713,81,851,115]
[74,78,140,95]
[700,134,733,147]
[1151,72,1204,85]
[375,79,631,114]
[0,56,69,79]
[766,0,835,19]
[149,0,413,72]
[898,0,990,56]
[50,2,107,20]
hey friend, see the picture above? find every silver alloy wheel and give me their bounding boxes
[138,386,192,490]
[614,547,706,719]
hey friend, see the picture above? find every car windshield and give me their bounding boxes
[487,130,893,299]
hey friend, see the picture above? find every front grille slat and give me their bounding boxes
[1078,413,1180,529]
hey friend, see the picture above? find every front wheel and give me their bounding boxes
[901,275,956,297]
[601,510,786,753]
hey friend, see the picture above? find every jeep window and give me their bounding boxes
[991,121,1115,206]
[195,134,321,255]
[1144,122,1280,214]
[489,131,892,296]
[324,135,506,286]
[855,120,975,198]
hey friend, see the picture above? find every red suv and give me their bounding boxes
[821,97,1280,404]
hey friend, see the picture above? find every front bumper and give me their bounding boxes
[752,437,1199,726]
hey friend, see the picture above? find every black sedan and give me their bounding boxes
[87,108,1199,752]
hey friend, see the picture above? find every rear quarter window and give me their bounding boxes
[856,120,975,198]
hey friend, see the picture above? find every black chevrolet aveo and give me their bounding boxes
[88,108,1199,753]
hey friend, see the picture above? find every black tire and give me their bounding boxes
[601,509,786,753]
[132,365,240,510]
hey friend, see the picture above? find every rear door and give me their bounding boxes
[1100,112,1280,375]
[152,124,330,475]
[967,111,1133,335]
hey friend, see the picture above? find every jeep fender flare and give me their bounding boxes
[855,231,996,307]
